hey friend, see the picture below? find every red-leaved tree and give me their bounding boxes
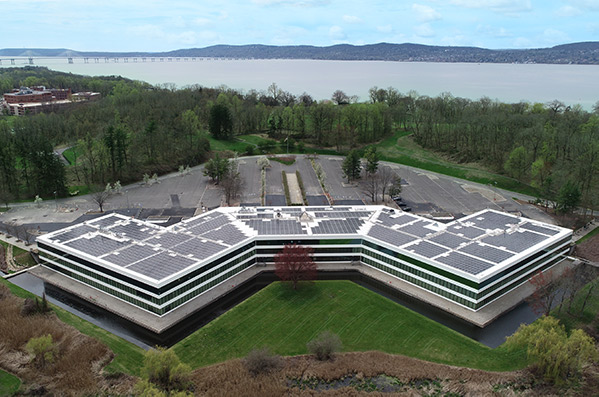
[527,269,560,316]
[274,244,317,290]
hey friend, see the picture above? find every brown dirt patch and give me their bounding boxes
[192,351,536,396]
[576,233,599,263]
[0,284,135,396]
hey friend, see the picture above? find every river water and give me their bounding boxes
[2,58,598,110]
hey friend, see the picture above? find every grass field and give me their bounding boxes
[0,370,20,396]
[0,278,145,375]
[576,227,599,245]
[367,131,539,197]
[174,280,527,371]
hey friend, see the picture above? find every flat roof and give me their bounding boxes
[37,206,572,288]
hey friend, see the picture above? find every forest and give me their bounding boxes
[0,67,598,212]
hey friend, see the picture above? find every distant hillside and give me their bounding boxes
[2,42,599,64]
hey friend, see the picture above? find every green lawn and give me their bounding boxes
[576,227,599,245]
[367,131,539,197]
[62,146,84,166]
[174,280,527,371]
[0,278,145,375]
[0,370,20,396]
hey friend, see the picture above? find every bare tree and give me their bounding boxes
[363,172,380,204]
[332,90,350,105]
[378,166,396,203]
[222,170,244,206]
[91,188,112,212]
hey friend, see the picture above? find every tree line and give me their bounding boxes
[1,67,598,208]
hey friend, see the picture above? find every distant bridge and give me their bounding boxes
[0,56,255,65]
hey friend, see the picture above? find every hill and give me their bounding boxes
[1,42,599,64]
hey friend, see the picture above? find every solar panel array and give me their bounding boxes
[482,230,547,253]
[448,225,486,239]
[109,222,156,241]
[520,222,560,236]
[367,224,416,247]
[399,221,436,238]
[187,215,230,235]
[436,251,495,275]
[311,219,365,234]
[242,219,307,235]
[429,232,469,249]
[313,211,372,219]
[54,225,97,243]
[171,238,227,260]
[104,244,158,267]
[404,240,449,259]
[201,224,248,244]
[146,232,193,249]
[42,207,569,283]
[458,242,513,263]
[128,252,196,279]
[65,235,129,257]
[376,212,415,227]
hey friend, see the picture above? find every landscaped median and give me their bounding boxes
[174,280,528,372]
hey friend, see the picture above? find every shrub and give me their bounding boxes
[20,294,51,316]
[506,316,598,384]
[245,145,254,156]
[307,331,342,361]
[143,347,192,393]
[26,334,56,368]
[244,347,282,375]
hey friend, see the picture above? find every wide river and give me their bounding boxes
[3,57,599,109]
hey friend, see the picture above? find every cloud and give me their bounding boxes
[377,25,393,33]
[193,17,212,26]
[450,0,532,15]
[477,24,512,37]
[541,28,570,44]
[329,25,347,40]
[343,15,362,23]
[251,0,330,6]
[412,4,442,22]
[555,5,582,16]
[414,23,435,37]
[567,0,599,11]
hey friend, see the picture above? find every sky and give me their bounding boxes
[2,0,599,52]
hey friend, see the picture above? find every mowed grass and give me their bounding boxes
[174,281,527,371]
[0,278,145,375]
[0,370,20,396]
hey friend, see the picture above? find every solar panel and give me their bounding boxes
[469,212,518,230]
[54,225,98,243]
[313,211,372,219]
[367,225,416,247]
[128,252,196,279]
[436,251,494,275]
[88,216,120,229]
[242,219,306,235]
[104,244,158,266]
[108,222,157,241]
[519,222,560,236]
[458,242,513,263]
[171,238,227,260]
[399,221,436,238]
[146,232,193,249]
[201,224,248,244]
[65,235,129,257]
[187,215,230,235]
[449,225,485,239]
[429,232,469,249]
[482,230,548,253]
[376,212,415,227]
[404,240,449,259]
[311,219,364,234]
